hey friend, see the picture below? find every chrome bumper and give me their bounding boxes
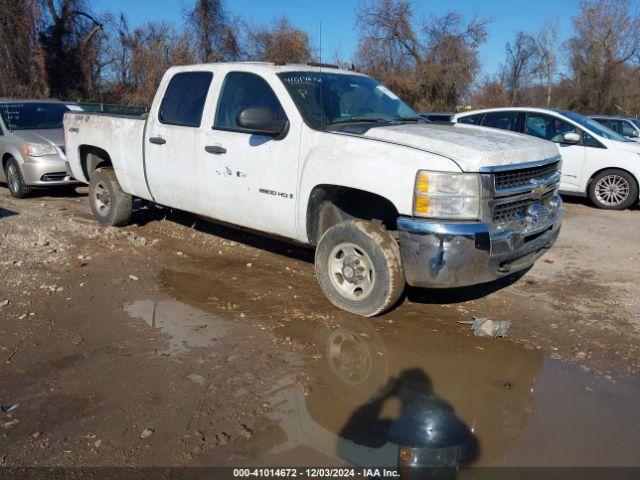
[21,157,80,186]
[397,194,563,288]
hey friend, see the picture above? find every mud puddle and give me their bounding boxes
[197,315,640,469]
[150,268,640,470]
[124,298,228,355]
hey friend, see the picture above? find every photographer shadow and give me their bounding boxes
[338,368,479,479]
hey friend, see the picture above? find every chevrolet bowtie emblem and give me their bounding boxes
[531,183,546,198]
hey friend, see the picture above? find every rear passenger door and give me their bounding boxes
[144,70,214,210]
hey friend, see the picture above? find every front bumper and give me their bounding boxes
[397,194,563,288]
[20,157,80,187]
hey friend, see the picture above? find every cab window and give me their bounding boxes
[481,111,520,132]
[214,72,286,132]
[159,72,213,127]
[525,113,580,143]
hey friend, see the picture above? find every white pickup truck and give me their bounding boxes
[64,62,563,316]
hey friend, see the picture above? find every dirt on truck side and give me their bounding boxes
[0,188,639,469]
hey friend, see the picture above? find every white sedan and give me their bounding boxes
[453,107,640,210]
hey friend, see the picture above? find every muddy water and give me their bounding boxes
[151,269,640,469]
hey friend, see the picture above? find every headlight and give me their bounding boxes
[413,171,481,219]
[22,143,58,157]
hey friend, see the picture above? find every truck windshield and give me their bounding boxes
[0,102,72,130]
[555,109,631,142]
[278,71,419,131]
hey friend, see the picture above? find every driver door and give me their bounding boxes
[197,71,300,238]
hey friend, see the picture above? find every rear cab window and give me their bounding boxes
[159,71,213,127]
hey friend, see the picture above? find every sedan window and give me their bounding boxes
[481,111,519,131]
[457,113,482,125]
[525,113,580,143]
[621,121,637,137]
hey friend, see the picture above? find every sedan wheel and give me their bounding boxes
[588,169,638,210]
[594,175,630,207]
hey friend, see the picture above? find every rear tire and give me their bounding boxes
[89,168,133,226]
[315,219,405,317]
[5,158,32,198]
[588,169,638,210]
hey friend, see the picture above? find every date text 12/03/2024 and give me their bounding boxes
[232,468,400,478]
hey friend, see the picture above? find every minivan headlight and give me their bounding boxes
[413,171,481,219]
[23,143,58,157]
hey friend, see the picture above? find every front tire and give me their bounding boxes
[89,168,133,226]
[5,158,32,198]
[315,219,405,317]
[588,169,638,210]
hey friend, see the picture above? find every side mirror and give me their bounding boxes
[237,107,287,136]
[630,130,639,138]
[563,132,581,144]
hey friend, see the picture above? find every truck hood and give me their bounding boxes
[359,123,559,172]
[13,129,64,147]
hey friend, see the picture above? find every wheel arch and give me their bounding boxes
[306,184,400,246]
[79,145,113,181]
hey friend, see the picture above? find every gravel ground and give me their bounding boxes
[0,186,639,468]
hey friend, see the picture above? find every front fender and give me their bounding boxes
[296,132,462,242]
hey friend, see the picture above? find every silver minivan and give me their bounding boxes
[0,99,81,198]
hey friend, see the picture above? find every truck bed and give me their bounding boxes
[64,112,153,201]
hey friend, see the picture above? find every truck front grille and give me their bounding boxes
[493,192,554,223]
[494,161,560,190]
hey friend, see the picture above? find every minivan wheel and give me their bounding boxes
[588,169,638,210]
[315,219,405,317]
[5,158,32,198]
[89,167,133,226]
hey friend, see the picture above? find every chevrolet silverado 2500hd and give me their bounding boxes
[63,62,563,316]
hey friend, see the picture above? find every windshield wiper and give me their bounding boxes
[325,117,389,127]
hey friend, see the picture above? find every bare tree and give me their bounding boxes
[184,0,238,62]
[535,18,559,106]
[126,21,194,106]
[354,0,489,110]
[246,17,312,64]
[501,31,538,105]
[38,0,108,99]
[470,76,509,108]
[0,0,46,97]
[568,0,640,113]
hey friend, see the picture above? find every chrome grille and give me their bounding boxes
[493,192,554,223]
[494,161,560,190]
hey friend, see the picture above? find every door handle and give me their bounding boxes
[149,136,166,145]
[205,145,227,155]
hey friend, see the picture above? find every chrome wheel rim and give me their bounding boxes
[327,242,375,301]
[595,175,630,206]
[7,164,19,194]
[326,327,372,385]
[93,181,111,215]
